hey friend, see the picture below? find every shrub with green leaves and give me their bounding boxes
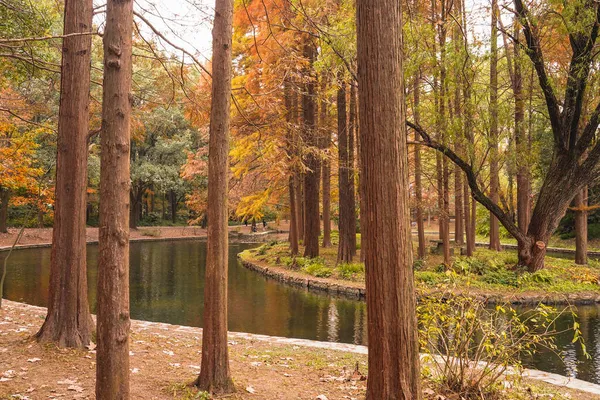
[338,262,364,280]
[418,295,585,399]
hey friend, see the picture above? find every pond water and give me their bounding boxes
[2,240,599,384]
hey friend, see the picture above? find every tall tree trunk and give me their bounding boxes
[95,0,133,397]
[464,182,474,256]
[321,77,332,248]
[35,0,93,349]
[489,0,501,251]
[288,177,299,255]
[348,82,357,244]
[413,74,426,259]
[575,187,588,265]
[195,0,235,393]
[129,188,142,229]
[302,43,321,258]
[356,0,421,397]
[337,79,356,263]
[352,86,365,262]
[169,190,177,223]
[297,173,304,242]
[0,189,9,234]
[284,78,299,255]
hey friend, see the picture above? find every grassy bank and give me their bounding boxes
[239,235,600,302]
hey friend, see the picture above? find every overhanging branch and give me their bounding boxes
[407,120,526,243]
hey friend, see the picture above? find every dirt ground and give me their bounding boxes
[1,300,599,400]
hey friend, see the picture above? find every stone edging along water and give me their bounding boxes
[0,230,281,253]
[3,299,600,396]
[238,254,600,305]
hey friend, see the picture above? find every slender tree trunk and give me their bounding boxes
[284,78,299,255]
[288,177,299,255]
[35,0,93,349]
[348,83,357,244]
[302,43,321,258]
[575,187,588,265]
[453,0,464,246]
[95,0,133,397]
[357,0,421,396]
[297,173,304,242]
[195,0,235,393]
[464,182,474,256]
[509,21,530,234]
[320,76,332,248]
[337,79,355,263]
[170,190,177,223]
[0,189,9,233]
[489,0,501,251]
[413,77,426,259]
[129,188,142,229]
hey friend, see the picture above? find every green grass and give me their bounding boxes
[242,241,600,295]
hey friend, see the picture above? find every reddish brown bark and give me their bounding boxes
[284,77,299,256]
[575,187,588,265]
[95,0,133,398]
[321,77,332,248]
[337,80,356,263]
[36,0,93,349]
[413,75,426,259]
[489,0,501,251]
[356,0,421,396]
[195,0,235,393]
[302,43,321,258]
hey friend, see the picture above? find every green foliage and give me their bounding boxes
[338,262,364,280]
[418,296,581,399]
[302,258,332,278]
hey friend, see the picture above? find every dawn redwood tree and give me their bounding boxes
[337,79,356,263]
[488,0,501,251]
[413,73,426,259]
[357,0,421,396]
[302,42,321,258]
[285,77,299,256]
[409,0,600,272]
[321,77,332,248]
[195,0,235,393]
[35,0,93,348]
[574,187,588,265]
[95,0,133,397]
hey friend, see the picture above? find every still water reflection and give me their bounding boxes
[1,240,598,384]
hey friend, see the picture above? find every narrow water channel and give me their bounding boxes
[2,240,598,384]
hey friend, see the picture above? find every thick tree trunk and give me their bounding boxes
[35,0,93,349]
[297,173,304,242]
[195,0,235,393]
[0,189,9,233]
[575,187,588,265]
[337,80,356,263]
[356,0,421,397]
[413,76,426,259]
[95,0,133,397]
[489,0,501,251]
[302,43,320,258]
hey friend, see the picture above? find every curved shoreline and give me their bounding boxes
[238,253,600,305]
